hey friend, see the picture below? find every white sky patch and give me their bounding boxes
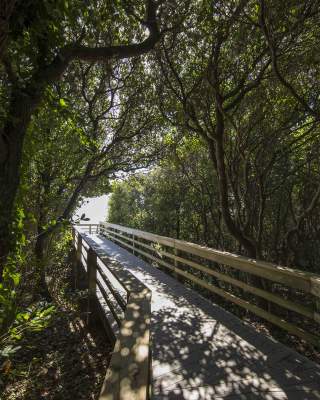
[75,195,110,223]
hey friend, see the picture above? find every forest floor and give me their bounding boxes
[1,261,112,400]
[1,310,111,400]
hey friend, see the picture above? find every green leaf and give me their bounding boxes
[59,98,67,107]
[11,273,20,286]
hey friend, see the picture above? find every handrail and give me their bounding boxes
[72,226,151,400]
[100,222,320,347]
[74,223,99,234]
[103,223,320,295]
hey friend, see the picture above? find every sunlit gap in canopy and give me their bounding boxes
[73,166,153,224]
[74,194,110,223]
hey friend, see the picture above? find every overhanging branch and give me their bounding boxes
[35,0,161,87]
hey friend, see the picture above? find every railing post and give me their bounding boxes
[87,247,98,326]
[174,247,178,268]
[173,245,180,281]
[71,227,76,289]
[316,298,320,324]
[73,232,82,290]
[133,234,135,255]
[89,224,92,234]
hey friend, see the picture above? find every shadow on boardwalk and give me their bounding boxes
[151,302,320,399]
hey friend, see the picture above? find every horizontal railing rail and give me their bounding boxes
[74,223,99,234]
[72,226,151,400]
[100,222,320,347]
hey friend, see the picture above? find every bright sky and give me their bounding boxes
[75,195,110,224]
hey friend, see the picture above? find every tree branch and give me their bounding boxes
[259,0,319,119]
[34,0,160,88]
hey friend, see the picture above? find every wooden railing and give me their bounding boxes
[99,222,320,347]
[74,223,99,234]
[72,226,151,400]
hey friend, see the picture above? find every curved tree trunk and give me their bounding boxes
[207,108,268,308]
[0,89,35,278]
[34,230,52,301]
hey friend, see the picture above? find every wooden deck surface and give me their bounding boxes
[82,232,320,400]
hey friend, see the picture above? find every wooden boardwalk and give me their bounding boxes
[80,231,320,400]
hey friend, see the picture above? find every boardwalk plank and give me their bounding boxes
[81,232,320,400]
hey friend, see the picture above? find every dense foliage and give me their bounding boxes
[109,129,320,272]
[109,0,320,272]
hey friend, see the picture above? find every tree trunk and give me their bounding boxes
[206,109,269,309]
[34,221,52,300]
[0,90,34,277]
[35,232,50,297]
[207,115,257,257]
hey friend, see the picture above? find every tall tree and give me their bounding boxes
[153,0,320,263]
[0,0,163,272]
[20,57,163,294]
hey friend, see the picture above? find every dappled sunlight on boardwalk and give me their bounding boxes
[80,231,320,399]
